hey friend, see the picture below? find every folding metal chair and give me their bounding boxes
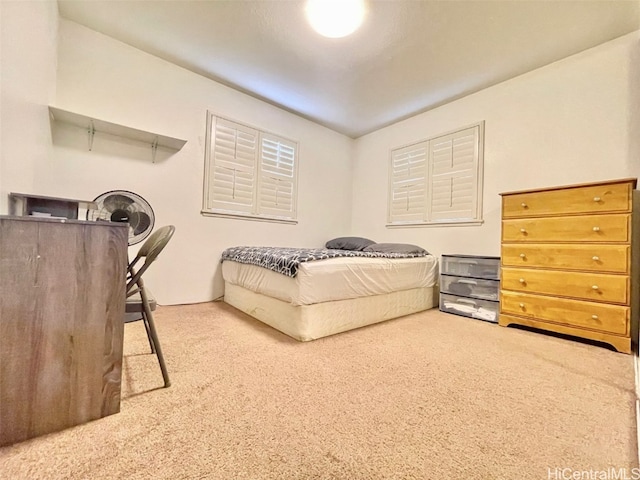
[125,225,175,388]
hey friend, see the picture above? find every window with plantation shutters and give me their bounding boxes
[203,113,298,223]
[388,122,484,226]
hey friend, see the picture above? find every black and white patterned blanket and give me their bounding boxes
[221,246,428,278]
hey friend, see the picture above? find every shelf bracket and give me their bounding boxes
[151,136,159,163]
[87,120,96,151]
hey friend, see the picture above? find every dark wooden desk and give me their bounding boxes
[0,216,128,446]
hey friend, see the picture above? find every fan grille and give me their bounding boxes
[87,190,155,245]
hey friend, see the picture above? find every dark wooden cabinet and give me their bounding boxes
[0,216,128,446]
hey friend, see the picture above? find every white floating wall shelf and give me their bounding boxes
[48,106,187,161]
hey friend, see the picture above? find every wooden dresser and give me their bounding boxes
[499,178,638,353]
[0,216,128,446]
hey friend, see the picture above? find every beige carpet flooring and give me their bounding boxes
[0,302,637,479]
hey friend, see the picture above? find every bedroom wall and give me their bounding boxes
[2,5,638,305]
[0,0,58,214]
[351,30,640,260]
[22,19,354,305]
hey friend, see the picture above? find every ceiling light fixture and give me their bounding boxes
[305,0,366,39]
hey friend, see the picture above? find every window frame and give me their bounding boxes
[387,121,485,228]
[202,112,299,224]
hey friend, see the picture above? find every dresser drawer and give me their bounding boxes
[440,275,499,301]
[500,290,629,335]
[502,182,632,218]
[501,244,630,273]
[441,255,500,279]
[502,214,630,243]
[439,293,498,323]
[501,267,629,304]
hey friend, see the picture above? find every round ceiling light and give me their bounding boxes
[305,0,366,39]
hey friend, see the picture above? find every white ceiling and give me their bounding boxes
[57,0,640,138]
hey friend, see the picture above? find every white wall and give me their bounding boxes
[2,5,638,305]
[351,31,640,260]
[10,18,354,305]
[0,0,58,213]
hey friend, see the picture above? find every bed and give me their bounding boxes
[221,239,438,341]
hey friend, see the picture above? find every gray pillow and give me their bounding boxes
[325,236,375,251]
[363,243,428,254]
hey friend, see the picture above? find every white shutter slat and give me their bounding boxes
[262,163,294,176]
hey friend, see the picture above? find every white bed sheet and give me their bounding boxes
[221,255,438,306]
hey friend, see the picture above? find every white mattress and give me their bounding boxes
[224,282,436,341]
[221,255,438,306]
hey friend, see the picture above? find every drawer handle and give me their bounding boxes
[593,196,601,202]
[592,285,599,290]
[520,228,527,233]
[458,280,478,285]
[521,202,527,208]
[592,256,600,261]
[519,303,525,308]
[592,226,600,232]
[519,253,526,258]
[519,278,526,283]
[591,314,599,320]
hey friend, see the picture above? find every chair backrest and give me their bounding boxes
[127,225,175,295]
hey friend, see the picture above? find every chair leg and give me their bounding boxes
[141,313,157,354]
[142,301,171,388]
